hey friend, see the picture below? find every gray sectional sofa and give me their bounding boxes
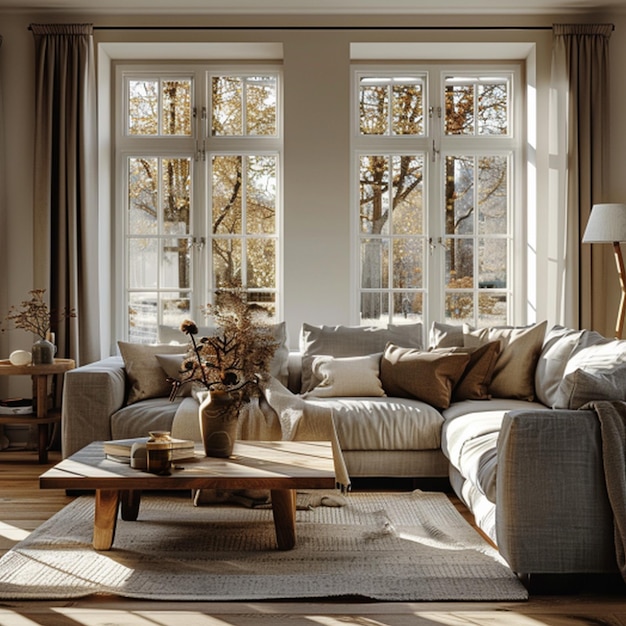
[61,320,624,578]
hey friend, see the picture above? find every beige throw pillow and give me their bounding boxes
[463,321,547,401]
[305,354,385,398]
[118,342,187,405]
[380,344,470,409]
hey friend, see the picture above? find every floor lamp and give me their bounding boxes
[582,203,626,339]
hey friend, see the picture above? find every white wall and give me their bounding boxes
[0,9,624,370]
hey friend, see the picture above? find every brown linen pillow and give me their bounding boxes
[449,341,502,401]
[380,344,470,410]
[463,321,547,401]
[118,341,187,405]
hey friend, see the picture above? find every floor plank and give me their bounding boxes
[1,448,626,626]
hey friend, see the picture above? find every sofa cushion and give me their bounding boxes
[534,325,606,407]
[380,344,470,409]
[554,338,626,409]
[118,342,187,404]
[464,321,547,401]
[299,322,423,392]
[305,354,385,398]
[442,399,545,504]
[110,396,183,439]
[158,321,290,387]
[306,396,444,451]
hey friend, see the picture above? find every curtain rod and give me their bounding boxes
[28,23,616,32]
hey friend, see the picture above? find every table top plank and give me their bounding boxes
[40,441,337,492]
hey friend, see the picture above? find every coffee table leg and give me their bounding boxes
[121,490,141,521]
[270,489,296,550]
[93,489,120,550]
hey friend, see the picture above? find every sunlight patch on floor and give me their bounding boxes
[52,609,238,625]
[416,612,551,626]
[0,521,30,542]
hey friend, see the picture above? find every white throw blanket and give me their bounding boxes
[582,400,626,580]
[171,377,350,490]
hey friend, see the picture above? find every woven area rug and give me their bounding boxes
[0,490,528,602]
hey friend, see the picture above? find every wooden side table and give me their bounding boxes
[0,358,75,463]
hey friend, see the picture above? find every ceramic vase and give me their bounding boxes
[198,390,239,457]
[31,337,56,365]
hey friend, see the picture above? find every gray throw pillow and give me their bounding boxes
[299,322,423,393]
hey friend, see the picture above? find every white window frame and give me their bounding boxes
[114,63,283,342]
[351,62,524,331]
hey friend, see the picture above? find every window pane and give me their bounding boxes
[478,81,508,135]
[246,76,277,136]
[162,238,191,289]
[392,78,424,135]
[392,239,423,289]
[446,238,473,288]
[247,238,275,288]
[360,292,389,326]
[161,80,192,136]
[392,291,423,323]
[212,76,242,136]
[128,79,158,135]
[445,156,475,235]
[162,158,191,235]
[247,291,276,318]
[212,155,242,234]
[445,80,474,135]
[361,239,389,289]
[445,292,474,325]
[213,238,242,287]
[479,238,507,289]
[246,155,276,235]
[128,292,157,342]
[391,155,424,235]
[478,156,508,234]
[129,238,157,289]
[161,292,191,328]
[360,155,390,235]
[359,81,388,135]
[479,292,507,326]
[129,157,158,235]
[359,76,424,136]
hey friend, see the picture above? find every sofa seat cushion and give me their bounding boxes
[305,396,443,451]
[441,400,546,503]
[110,397,183,440]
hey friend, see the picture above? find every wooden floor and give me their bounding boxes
[1,449,626,626]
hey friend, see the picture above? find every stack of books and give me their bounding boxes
[0,398,33,415]
[103,436,196,463]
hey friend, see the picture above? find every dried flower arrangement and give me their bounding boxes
[1,289,76,340]
[169,288,278,402]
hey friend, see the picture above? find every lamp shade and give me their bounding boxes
[582,203,626,243]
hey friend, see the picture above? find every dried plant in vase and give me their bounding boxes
[170,288,279,457]
[1,289,76,364]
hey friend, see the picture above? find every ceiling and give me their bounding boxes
[0,0,623,13]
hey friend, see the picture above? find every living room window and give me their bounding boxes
[354,66,520,328]
[117,66,282,342]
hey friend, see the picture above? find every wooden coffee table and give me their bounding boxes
[40,440,337,551]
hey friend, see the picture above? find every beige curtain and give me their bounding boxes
[31,24,100,365]
[550,24,612,332]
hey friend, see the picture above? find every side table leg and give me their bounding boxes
[37,423,49,464]
[93,489,120,550]
[270,489,296,550]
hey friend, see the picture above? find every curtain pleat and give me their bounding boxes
[550,23,612,333]
[31,23,100,365]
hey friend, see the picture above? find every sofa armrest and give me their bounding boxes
[496,408,616,575]
[61,356,127,458]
